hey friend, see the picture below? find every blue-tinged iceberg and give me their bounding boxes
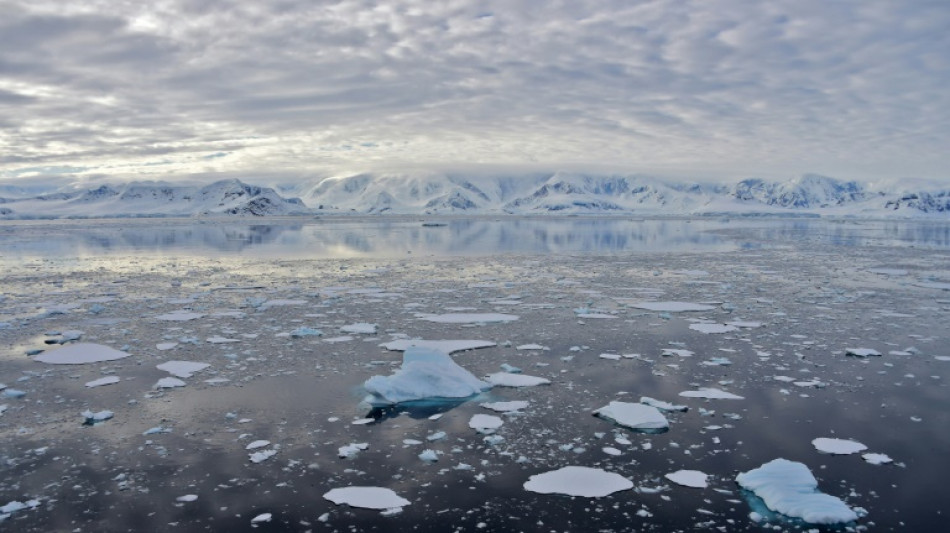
[736,458,859,525]
[363,347,491,406]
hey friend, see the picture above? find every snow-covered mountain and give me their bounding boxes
[1,173,948,218]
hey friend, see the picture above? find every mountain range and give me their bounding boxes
[0,173,947,218]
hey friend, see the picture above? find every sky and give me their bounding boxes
[1,0,948,187]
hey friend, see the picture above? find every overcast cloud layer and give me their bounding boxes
[1,0,948,185]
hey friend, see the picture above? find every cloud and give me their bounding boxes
[1,0,948,183]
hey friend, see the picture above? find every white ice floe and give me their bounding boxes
[81,410,114,423]
[155,377,186,389]
[630,301,716,312]
[249,449,277,464]
[250,513,272,523]
[599,353,621,360]
[679,388,744,400]
[516,344,549,351]
[523,466,633,497]
[468,414,504,433]
[85,376,120,388]
[339,442,369,458]
[363,347,490,405]
[418,449,438,462]
[176,494,198,502]
[845,348,881,357]
[245,440,270,450]
[812,438,867,455]
[419,313,519,324]
[593,402,669,431]
[862,453,893,465]
[258,299,308,310]
[33,343,131,365]
[341,323,377,334]
[665,470,709,488]
[640,397,689,412]
[662,348,694,357]
[323,487,410,510]
[290,327,323,338]
[323,336,353,343]
[156,342,178,351]
[689,323,739,334]
[486,373,550,387]
[207,336,239,344]
[480,400,529,413]
[157,361,210,378]
[380,339,496,353]
[736,458,858,525]
[155,310,204,321]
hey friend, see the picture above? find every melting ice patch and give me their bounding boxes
[593,401,669,432]
[363,347,490,405]
[736,458,858,525]
[33,343,131,365]
[157,361,210,378]
[679,388,744,400]
[812,438,867,455]
[486,373,550,387]
[523,466,633,498]
[480,401,529,413]
[323,487,410,510]
[665,470,709,488]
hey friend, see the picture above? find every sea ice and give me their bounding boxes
[380,339,496,353]
[250,513,272,523]
[812,438,868,455]
[156,342,178,351]
[665,470,708,488]
[480,401,529,412]
[468,414,504,433]
[341,322,377,334]
[81,410,114,424]
[338,443,369,458]
[845,348,881,357]
[363,347,490,405]
[155,311,204,321]
[249,449,277,464]
[679,388,744,400]
[419,313,519,324]
[690,323,739,334]
[290,327,323,338]
[176,494,198,502]
[33,343,131,365]
[523,466,634,498]
[736,458,858,525]
[516,344,549,351]
[85,376,120,388]
[323,487,410,510]
[157,361,210,378]
[155,377,186,389]
[862,453,893,465]
[640,397,688,412]
[630,301,716,312]
[593,402,669,431]
[245,440,270,450]
[486,373,551,387]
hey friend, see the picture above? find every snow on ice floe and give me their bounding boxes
[630,301,716,312]
[736,458,859,525]
[689,323,739,334]
[845,348,881,357]
[593,401,669,432]
[85,376,120,388]
[679,388,744,400]
[418,313,518,324]
[323,487,410,510]
[157,361,210,378]
[33,343,131,365]
[155,310,204,321]
[363,347,490,405]
[523,466,633,498]
[640,397,688,412]
[341,322,377,334]
[468,414,504,433]
[862,453,893,465]
[812,438,868,455]
[481,400,529,413]
[380,339,496,353]
[486,373,551,387]
[665,470,709,488]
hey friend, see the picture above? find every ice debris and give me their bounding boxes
[480,400,529,413]
[736,458,859,525]
[593,402,669,432]
[341,322,377,334]
[665,470,709,488]
[419,313,518,324]
[468,414,504,433]
[363,347,490,405]
[640,397,688,412]
[679,388,744,400]
[323,487,410,510]
[85,376,120,388]
[486,373,550,387]
[523,466,634,497]
[81,410,114,425]
[157,361,210,378]
[846,348,882,357]
[812,438,868,455]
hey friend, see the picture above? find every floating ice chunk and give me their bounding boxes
[812,438,867,455]
[258,299,308,310]
[81,410,114,424]
[290,327,323,338]
[665,470,708,488]
[486,373,550,387]
[0,499,39,516]
[207,336,239,344]
[516,344,549,351]
[419,313,518,324]
[845,348,881,357]
[862,453,893,465]
[599,353,621,360]
[639,397,688,412]
[469,414,504,433]
[204,377,229,385]
[418,449,438,462]
[701,357,732,366]
[662,348,694,357]
[499,363,521,373]
[523,466,633,497]
[593,402,669,431]
[246,440,270,450]
[380,339,496,353]
[339,443,369,458]
[630,301,716,312]
[249,449,277,463]
[0,405,7,416]
[323,336,353,343]
[155,311,204,321]
[33,343,130,365]
[323,487,410,510]
[603,447,621,456]
[143,426,171,435]
[679,388,744,400]
[690,323,739,334]
[341,323,377,334]
[935,356,950,362]
[85,376,120,388]
[736,458,859,525]
[156,342,178,351]
[727,320,764,328]
[480,401,529,413]
[363,347,490,405]
[250,513,272,523]
[868,268,907,276]
[157,361,210,378]
[3,389,26,399]
[176,494,198,502]
[155,377,186,389]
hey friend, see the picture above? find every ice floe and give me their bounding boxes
[480,400,529,413]
[593,401,669,432]
[665,470,708,488]
[157,361,210,378]
[33,343,131,365]
[640,397,688,412]
[85,376,120,388]
[523,466,633,498]
[155,377,186,389]
[468,414,504,433]
[363,347,490,405]
[486,373,551,387]
[338,443,369,458]
[341,322,377,334]
[846,348,882,357]
[736,458,858,525]
[862,453,893,465]
[81,410,114,425]
[689,323,739,334]
[380,339,496,353]
[679,388,744,400]
[812,438,868,455]
[155,310,204,321]
[418,313,518,324]
[323,487,410,510]
[630,301,716,312]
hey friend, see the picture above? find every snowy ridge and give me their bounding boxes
[1,173,948,218]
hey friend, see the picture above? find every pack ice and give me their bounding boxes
[33,343,131,365]
[363,347,490,405]
[593,401,669,432]
[523,466,633,497]
[736,458,858,525]
[323,487,410,510]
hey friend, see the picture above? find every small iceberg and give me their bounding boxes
[679,387,744,400]
[812,438,867,455]
[736,458,859,525]
[363,347,490,406]
[593,401,669,432]
[665,470,708,488]
[524,466,633,498]
[845,348,881,357]
[323,486,410,510]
